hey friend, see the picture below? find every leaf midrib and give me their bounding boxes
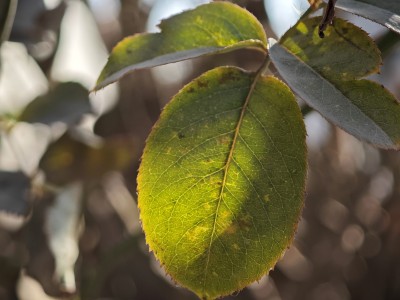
[202,67,265,294]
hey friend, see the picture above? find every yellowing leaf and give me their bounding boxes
[270,17,400,149]
[40,132,135,185]
[95,2,267,90]
[0,171,31,216]
[138,67,307,299]
[280,17,381,80]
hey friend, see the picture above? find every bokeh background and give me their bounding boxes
[0,0,400,299]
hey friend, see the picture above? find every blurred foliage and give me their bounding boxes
[9,0,65,67]
[40,130,136,186]
[19,82,91,126]
[0,171,31,216]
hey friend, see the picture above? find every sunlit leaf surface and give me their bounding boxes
[95,2,267,90]
[138,67,307,299]
[270,17,400,149]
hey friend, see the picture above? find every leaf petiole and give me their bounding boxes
[319,0,337,38]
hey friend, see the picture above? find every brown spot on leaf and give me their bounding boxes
[217,135,231,145]
[218,70,240,84]
[237,214,252,231]
[226,223,238,234]
[197,80,209,88]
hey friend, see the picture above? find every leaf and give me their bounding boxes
[18,82,92,126]
[357,0,400,14]
[269,17,400,149]
[333,0,400,34]
[137,67,307,299]
[0,171,31,216]
[95,2,267,90]
[0,0,17,43]
[40,131,135,185]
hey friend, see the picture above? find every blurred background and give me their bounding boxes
[0,0,400,299]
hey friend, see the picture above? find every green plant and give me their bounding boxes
[1,0,399,299]
[94,1,400,299]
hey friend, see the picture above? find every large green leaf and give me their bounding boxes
[138,67,306,299]
[334,0,400,34]
[270,17,400,149]
[19,82,92,126]
[95,2,267,90]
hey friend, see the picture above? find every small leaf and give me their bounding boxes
[95,2,267,90]
[138,67,307,299]
[40,131,135,185]
[269,17,400,149]
[333,0,400,34]
[0,171,31,216]
[19,82,92,126]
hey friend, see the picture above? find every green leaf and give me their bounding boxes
[138,67,307,299]
[95,2,267,90]
[334,0,400,34]
[0,0,17,43]
[269,17,400,149]
[19,82,92,126]
[40,130,135,185]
